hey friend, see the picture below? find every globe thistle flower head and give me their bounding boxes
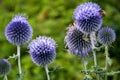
[5,15,33,45]
[64,23,92,57]
[28,36,56,66]
[0,59,11,76]
[97,27,116,45]
[73,2,102,33]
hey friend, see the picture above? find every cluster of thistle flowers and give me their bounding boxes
[65,2,116,80]
[0,2,117,80]
[0,15,56,80]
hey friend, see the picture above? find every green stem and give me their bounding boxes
[45,65,50,80]
[93,50,97,66]
[90,32,99,80]
[105,46,108,80]
[107,71,120,75]
[4,75,8,80]
[82,57,87,75]
[17,45,22,80]
[90,32,97,66]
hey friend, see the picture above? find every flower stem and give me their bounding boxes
[105,45,108,80]
[17,45,22,80]
[82,57,87,75]
[90,32,99,80]
[4,75,8,80]
[93,50,97,66]
[90,32,97,66]
[45,65,50,80]
[93,50,100,80]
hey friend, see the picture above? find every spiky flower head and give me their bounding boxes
[28,36,56,66]
[97,27,116,45]
[73,2,102,33]
[0,59,11,76]
[65,23,92,57]
[5,15,33,45]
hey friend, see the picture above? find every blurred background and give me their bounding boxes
[0,0,120,80]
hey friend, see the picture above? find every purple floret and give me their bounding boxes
[5,15,33,45]
[0,59,11,76]
[73,2,102,33]
[97,27,116,45]
[65,23,92,57]
[28,36,56,66]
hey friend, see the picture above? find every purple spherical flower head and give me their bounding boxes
[28,36,56,66]
[5,15,33,45]
[65,23,92,57]
[97,27,116,45]
[73,2,102,33]
[0,59,11,76]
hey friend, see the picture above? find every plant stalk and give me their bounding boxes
[82,57,87,75]
[17,45,22,80]
[105,45,108,80]
[93,50,97,66]
[90,32,97,66]
[45,65,50,80]
[90,32,99,80]
[4,75,8,80]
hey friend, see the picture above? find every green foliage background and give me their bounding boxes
[0,0,120,80]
